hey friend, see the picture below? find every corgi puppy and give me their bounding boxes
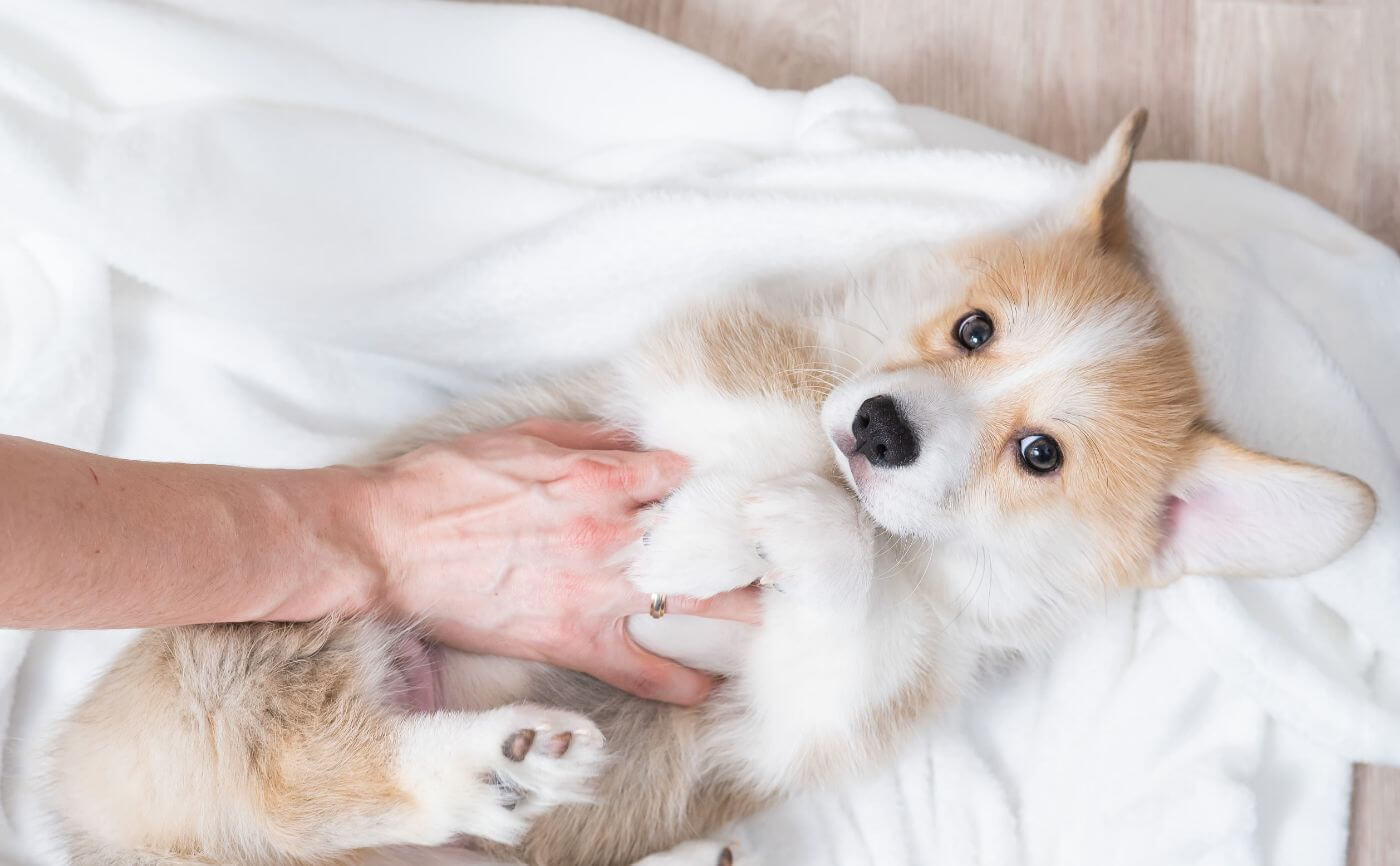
[49,111,1375,866]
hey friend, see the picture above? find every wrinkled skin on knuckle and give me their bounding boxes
[569,455,638,493]
[516,433,563,463]
[523,478,553,509]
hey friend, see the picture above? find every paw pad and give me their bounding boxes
[503,728,536,761]
[545,730,573,758]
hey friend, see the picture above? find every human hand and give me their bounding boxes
[366,418,759,705]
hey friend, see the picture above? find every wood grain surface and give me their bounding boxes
[527,0,1399,250]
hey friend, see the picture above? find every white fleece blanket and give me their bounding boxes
[2,2,1398,865]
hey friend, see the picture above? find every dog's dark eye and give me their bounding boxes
[1018,434,1061,474]
[954,311,994,350]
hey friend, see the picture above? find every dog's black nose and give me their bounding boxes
[851,395,919,467]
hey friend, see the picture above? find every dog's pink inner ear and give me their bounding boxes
[1077,108,1148,254]
[1153,430,1376,582]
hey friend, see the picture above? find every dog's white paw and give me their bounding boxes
[627,475,767,598]
[743,472,873,605]
[476,704,606,816]
[395,704,605,846]
[632,839,756,866]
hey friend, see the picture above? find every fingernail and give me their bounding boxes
[481,770,525,810]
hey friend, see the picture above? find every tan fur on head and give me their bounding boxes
[936,227,1203,591]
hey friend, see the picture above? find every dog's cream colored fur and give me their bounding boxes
[49,113,1375,866]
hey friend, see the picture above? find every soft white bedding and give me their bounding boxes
[1,2,1398,864]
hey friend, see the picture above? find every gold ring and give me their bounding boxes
[649,593,667,619]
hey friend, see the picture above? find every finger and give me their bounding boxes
[615,449,691,503]
[634,587,763,625]
[506,418,640,451]
[556,449,690,505]
[582,624,717,705]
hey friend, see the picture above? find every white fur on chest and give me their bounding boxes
[622,380,829,476]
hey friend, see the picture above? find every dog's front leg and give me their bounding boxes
[625,472,773,600]
[743,471,875,607]
[724,473,935,790]
[622,463,867,606]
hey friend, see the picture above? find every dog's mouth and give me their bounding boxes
[829,429,871,487]
[387,635,440,713]
[828,429,881,532]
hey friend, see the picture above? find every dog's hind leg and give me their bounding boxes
[51,620,604,864]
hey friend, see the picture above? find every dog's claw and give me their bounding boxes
[479,770,525,810]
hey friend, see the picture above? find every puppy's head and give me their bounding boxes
[822,111,1375,633]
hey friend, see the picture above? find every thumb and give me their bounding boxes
[580,623,718,705]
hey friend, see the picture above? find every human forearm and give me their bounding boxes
[0,436,379,628]
[0,423,760,705]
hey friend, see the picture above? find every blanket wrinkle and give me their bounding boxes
[0,3,1395,865]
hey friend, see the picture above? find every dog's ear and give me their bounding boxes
[1151,428,1375,583]
[1072,108,1148,254]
